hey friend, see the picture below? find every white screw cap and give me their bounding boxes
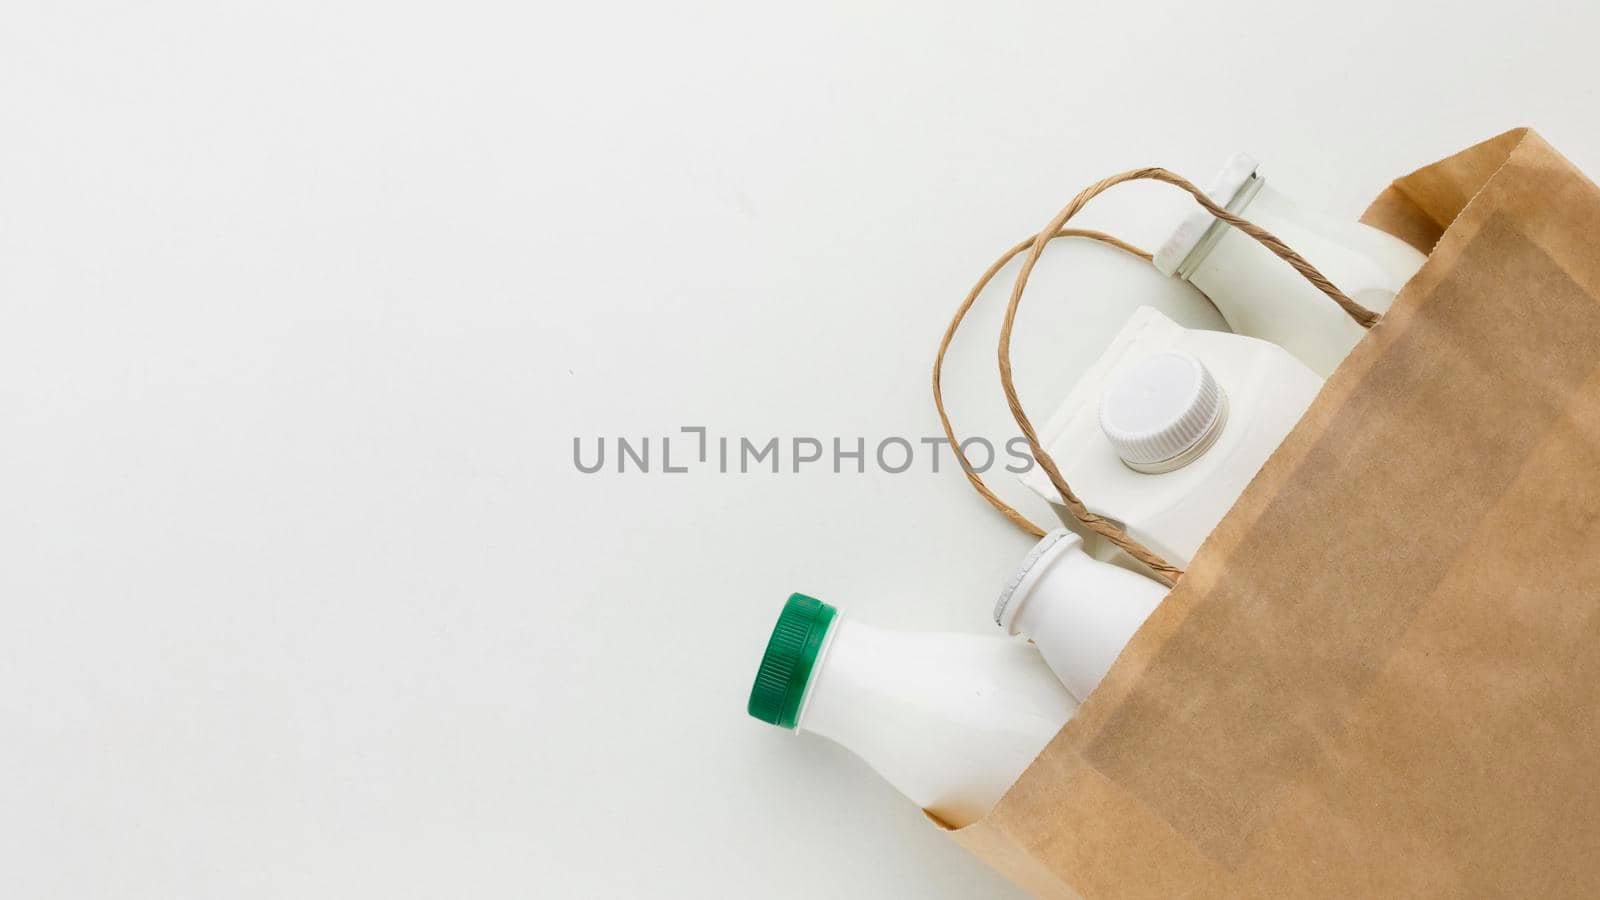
[1099,351,1228,474]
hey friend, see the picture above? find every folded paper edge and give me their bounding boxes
[1359,127,1534,252]
[935,808,1083,900]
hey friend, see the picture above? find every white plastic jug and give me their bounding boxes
[994,528,1167,701]
[1154,154,1426,377]
[1019,305,1322,566]
[747,593,1076,828]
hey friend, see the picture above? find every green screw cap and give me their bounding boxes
[747,593,837,729]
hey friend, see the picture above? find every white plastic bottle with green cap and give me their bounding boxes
[1019,305,1322,566]
[995,528,1168,701]
[1155,154,1426,377]
[747,593,1076,828]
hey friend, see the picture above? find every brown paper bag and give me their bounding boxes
[950,128,1600,898]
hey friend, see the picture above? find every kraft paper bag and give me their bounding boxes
[949,128,1600,898]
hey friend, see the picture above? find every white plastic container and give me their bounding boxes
[1020,305,1322,566]
[1154,154,1426,377]
[995,529,1167,701]
[747,593,1076,828]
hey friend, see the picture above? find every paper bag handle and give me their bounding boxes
[933,168,1379,586]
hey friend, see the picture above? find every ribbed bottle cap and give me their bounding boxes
[747,593,837,729]
[1099,351,1228,474]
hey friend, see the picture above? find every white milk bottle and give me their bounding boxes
[1019,305,1322,566]
[1154,154,1426,377]
[747,593,1076,828]
[994,528,1167,701]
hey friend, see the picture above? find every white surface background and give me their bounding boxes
[4,2,1599,897]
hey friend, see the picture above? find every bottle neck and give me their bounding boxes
[791,614,845,733]
[1000,535,1169,701]
[1174,173,1265,281]
[793,617,929,744]
[789,615,1077,827]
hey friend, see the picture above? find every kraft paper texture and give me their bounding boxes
[950,129,1600,898]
